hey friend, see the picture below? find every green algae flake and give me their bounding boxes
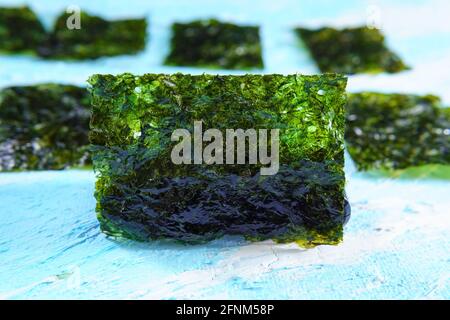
[88,73,349,246]
[0,84,91,171]
[346,92,450,172]
[296,26,408,75]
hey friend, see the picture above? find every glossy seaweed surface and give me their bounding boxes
[346,92,450,170]
[0,6,47,54]
[165,19,263,70]
[296,26,408,74]
[89,73,349,246]
[38,11,147,59]
[0,84,91,171]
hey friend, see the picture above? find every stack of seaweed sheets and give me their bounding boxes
[88,73,349,245]
[1,5,449,247]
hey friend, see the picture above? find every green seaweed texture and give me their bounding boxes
[89,73,349,246]
[0,84,91,171]
[296,26,408,74]
[0,6,47,54]
[39,10,147,59]
[346,92,450,171]
[165,19,263,69]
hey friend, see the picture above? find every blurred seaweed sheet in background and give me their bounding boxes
[346,92,450,173]
[0,84,91,171]
[165,19,263,70]
[296,26,409,74]
[0,6,47,54]
[0,6,147,59]
[38,10,147,59]
[89,73,349,246]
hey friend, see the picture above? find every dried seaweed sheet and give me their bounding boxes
[296,26,408,74]
[346,92,450,171]
[0,6,47,54]
[165,19,263,70]
[0,84,91,171]
[89,73,349,246]
[38,11,147,59]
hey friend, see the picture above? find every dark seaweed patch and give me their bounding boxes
[165,19,263,70]
[0,84,91,171]
[0,6,47,54]
[39,10,147,59]
[296,26,408,74]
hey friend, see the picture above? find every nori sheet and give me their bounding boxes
[38,10,147,59]
[0,6,47,54]
[0,84,91,171]
[296,26,409,74]
[346,92,450,171]
[89,73,349,246]
[165,19,263,70]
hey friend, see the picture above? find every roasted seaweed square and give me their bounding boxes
[296,26,408,74]
[346,92,450,171]
[0,6,47,54]
[39,11,147,59]
[165,19,263,69]
[89,73,349,246]
[0,84,91,171]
